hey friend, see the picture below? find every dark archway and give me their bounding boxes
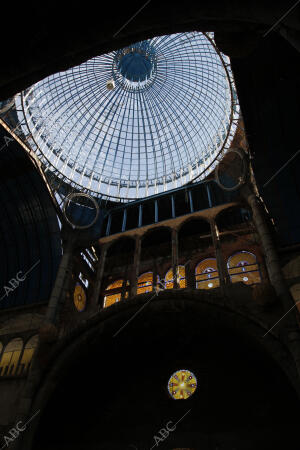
[105,236,135,270]
[26,295,300,450]
[216,205,252,233]
[140,227,172,262]
[178,218,212,259]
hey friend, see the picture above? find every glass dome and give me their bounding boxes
[16,32,239,201]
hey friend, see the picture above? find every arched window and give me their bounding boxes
[227,251,261,285]
[104,279,129,308]
[0,338,23,376]
[164,266,186,289]
[137,272,153,294]
[17,335,38,375]
[195,258,219,289]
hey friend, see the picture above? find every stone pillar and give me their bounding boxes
[90,243,108,311]
[45,236,74,325]
[171,228,179,289]
[210,219,229,289]
[130,235,141,297]
[245,189,295,312]
[244,187,300,379]
[185,259,194,289]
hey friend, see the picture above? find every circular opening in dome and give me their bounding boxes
[63,193,99,229]
[168,369,197,400]
[115,42,157,83]
[16,32,239,201]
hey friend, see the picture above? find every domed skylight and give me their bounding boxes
[16,32,239,201]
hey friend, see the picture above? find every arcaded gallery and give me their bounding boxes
[0,3,300,449]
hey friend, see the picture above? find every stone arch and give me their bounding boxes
[140,226,172,262]
[178,217,212,258]
[215,204,252,233]
[22,293,300,449]
[105,236,135,269]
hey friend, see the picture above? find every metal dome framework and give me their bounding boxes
[15,32,239,202]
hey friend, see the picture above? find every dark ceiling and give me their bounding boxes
[0,126,61,309]
[1,1,300,100]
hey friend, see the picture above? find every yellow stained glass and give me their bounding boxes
[195,258,219,289]
[165,266,186,289]
[17,335,38,375]
[137,272,153,294]
[227,251,261,285]
[73,283,87,312]
[104,293,121,307]
[0,338,23,376]
[104,279,129,307]
[168,369,197,400]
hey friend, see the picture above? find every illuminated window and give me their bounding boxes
[168,369,197,400]
[137,272,153,294]
[164,266,186,289]
[79,272,89,288]
[195,258,219,289]
[104,279,129,307]
[227,251,261,285]
[17,335,38,375]
[73,282,87,312]
[0,338,23,376]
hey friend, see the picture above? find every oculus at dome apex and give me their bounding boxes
[15,32,239,201]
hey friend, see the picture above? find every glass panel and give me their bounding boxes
[137,272,153,294]
[195,258,219,289]
[227,251,261,285]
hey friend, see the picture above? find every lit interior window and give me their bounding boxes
[227,251,261,285]
[137,272,153,294]
[79,272,89,288]
[73,282,87,312]
[168,369,197,400]
[164,266,186,289]
[0,338,23,376]
[104,279,129,307]
[195,258,219,289]
[17,335,38,375]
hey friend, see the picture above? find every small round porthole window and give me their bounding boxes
[73,283,87,312]
[168,369,197,400]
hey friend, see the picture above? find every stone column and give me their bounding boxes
[210,219,229,289]
[90,243,108,312]
[172,228,179,289]
[244,186,300,379]
[45,236,74,325]
[244,189,295,312]
[130,235,141,297]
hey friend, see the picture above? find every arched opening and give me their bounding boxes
[178,218,212,259]
[140,227,172,262]
[195,258,219,289]
[216,205,252,233]
[227,251,261,285]
[31,300,300,450]
[164,266,186,289]
[137,272,153,295]
[103,279,129,307]
[0,338,23,376]
[105,237,135,271]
